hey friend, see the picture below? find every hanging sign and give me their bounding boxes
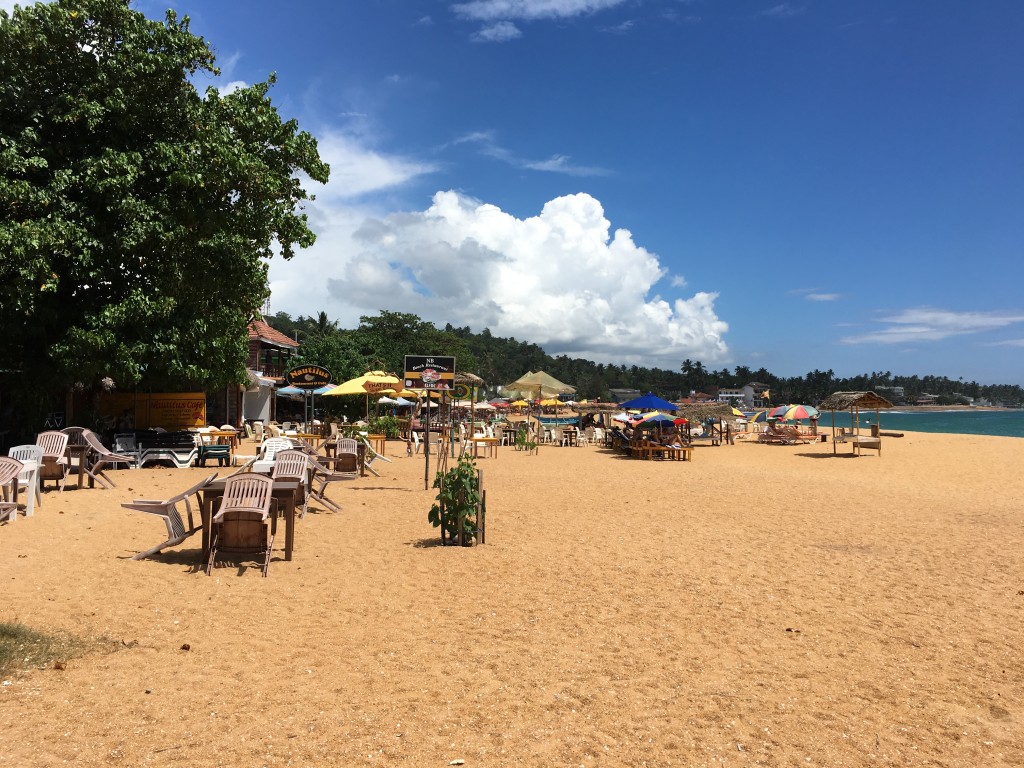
[452,383,472,400]
[285,364,331,390]
[404,355,455,390]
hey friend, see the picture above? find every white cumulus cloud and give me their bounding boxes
[308,131,438,201]
[270,189,730,368]
[472,21,523,41]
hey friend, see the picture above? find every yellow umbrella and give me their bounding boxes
[731,407,745,417]
[510,400,529,407]
[539,398,562,406]
[322,371,401,419]
[322,371,400,396]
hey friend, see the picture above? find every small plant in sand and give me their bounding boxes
[428,456,481,545]
[514,426,537,453]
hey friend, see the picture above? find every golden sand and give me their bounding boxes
[2,432,1022,767]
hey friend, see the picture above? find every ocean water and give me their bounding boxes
[818,409,1024,438]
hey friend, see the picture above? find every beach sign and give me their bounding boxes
[404,355,456,391]
[285,364,331,390]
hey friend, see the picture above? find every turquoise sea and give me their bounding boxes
[818,409,1024,438]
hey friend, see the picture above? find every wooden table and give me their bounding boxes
[366,434,387,456]
[210,430,240,448]
[200,479,302,562]
[471,436,500,458]
[64,444,92,489]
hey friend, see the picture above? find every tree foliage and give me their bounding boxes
[0,0,328,421]
[272,310,1024,408]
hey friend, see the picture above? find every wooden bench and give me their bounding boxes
[662,445,693,461]
[851,436,881,456]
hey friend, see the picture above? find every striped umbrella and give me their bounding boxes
[781,404,819,421]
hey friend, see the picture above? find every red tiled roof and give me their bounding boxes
[248,317,299,348]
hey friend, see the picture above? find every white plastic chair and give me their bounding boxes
[8,445,43,516]
[250,437,294,474]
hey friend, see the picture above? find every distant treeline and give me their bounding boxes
[272,310,1024,407]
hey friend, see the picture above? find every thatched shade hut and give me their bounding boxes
[674,402,738,444]
[817,391,894,455]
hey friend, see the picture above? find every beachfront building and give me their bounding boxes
[874,385,906,403]
[204,316,300,427]
[238,316,300,425]
[717,383,771,408]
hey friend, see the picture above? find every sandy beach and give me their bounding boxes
[2,431,1023,767]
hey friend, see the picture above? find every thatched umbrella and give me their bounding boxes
[817,391,894,455]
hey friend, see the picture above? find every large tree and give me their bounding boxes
[0,0,329,420]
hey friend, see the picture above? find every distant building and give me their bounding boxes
[875,385,905,400]
[609,388,641,403]
[236,316,301,425]
[716,383,771,408]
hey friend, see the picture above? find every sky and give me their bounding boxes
[9,1,1024,384]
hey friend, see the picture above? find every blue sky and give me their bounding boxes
[20,0,1024,383]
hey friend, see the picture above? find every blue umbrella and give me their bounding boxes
[276,386,304,396]
[619,392,677,412]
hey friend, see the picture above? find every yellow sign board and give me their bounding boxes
[97,392,206,430]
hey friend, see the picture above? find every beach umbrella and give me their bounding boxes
[322,370,401,419]
[395,397,415,407]
[275,386,304,397]
[639,412,676,424]
[539,398,562,407]
[619,392,678,412]
[782,404,819,421]
[504,370,575,403]
[731,407,746,417]
[377,396,397,405]
[749,410,769,423]
[323,371,401,396]
[510,399,529,407]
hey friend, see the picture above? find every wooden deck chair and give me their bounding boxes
[0,457,25,522]
[271,449,309,517]
[306,455,358,513]
[356,435,390,477]
[206,473,275,577]
[123,473,218,560]
[81,428,136,487]
[35,430,70,492]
